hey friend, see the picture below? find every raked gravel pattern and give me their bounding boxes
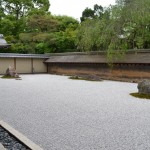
[0,74,150,150]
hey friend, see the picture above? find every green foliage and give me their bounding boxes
[27,14,59,32]
[0,0,80,53]
[1,0,150,55]
[0,47,12,53]
[54,15,79,31]
[80,8,94,22]
[77,0,150,61]
[47,30,78,53]
[0,0,50,19]
[77,8,112,52]
[80,4,104,22]
[0,18,15,35]
[11,43,28,53]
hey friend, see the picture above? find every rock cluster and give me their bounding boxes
[71,75,102,81]
[0,126,30,150]
[138,80,150,95]
[5,66,19,78]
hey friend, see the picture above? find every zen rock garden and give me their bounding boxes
[1,74,150,150]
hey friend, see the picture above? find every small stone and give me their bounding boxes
[15,73,19,78]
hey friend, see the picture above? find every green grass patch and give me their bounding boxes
[130,92,150,100]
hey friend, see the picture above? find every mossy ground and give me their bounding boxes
[1,75,21,80]
[130,93,150,100]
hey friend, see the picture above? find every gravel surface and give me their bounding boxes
[0,74,150,150]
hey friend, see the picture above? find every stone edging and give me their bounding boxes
[0,120,43,150]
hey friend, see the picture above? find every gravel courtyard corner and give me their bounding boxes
[0,75,150,150]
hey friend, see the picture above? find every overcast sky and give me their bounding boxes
[49,0,116,20]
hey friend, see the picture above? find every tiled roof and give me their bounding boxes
[0,53,50,59]
[45,50,150,64]
[45,54,107,63]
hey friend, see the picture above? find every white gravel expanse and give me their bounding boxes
[0,74,150,150]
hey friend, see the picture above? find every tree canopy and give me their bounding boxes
[0,0,79,53]
[0,0,150,54]
[78,0,150,53]
[80,4,104,22]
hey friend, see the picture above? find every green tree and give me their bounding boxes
[0,0,50,36]
[49,28,78,53]
[0,0,51,53]
[80,4,104,22]
[80,8,94,22]
[54,15,79,31]
[1,0,50,20]
[27,14,59,32]
[114,0,150,49]
[45,15,79,53]
[78,0,150,55]
[77,7,111,51]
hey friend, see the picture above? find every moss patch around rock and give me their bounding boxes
[130,92,150,100]
[1,75,21,79]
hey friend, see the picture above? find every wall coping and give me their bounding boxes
[46,49,150,56]
[0,53,50,58]
[45,50,150,64]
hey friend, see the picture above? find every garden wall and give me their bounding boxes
[45,50,150,81]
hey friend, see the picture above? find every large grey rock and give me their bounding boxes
[5,66,19,78]
[138,80,150,95]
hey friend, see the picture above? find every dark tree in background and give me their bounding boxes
[80,4,104,22]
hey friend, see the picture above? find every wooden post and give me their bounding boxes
[14,58,16,69]
[47,64,48,73]
[31,58,33,73]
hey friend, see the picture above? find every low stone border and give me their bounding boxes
[0,120,43,150]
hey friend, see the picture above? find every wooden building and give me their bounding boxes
[0,53,49,74]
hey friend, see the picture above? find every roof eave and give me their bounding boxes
[0,44,11,48]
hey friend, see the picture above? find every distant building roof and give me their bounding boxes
[0,34,11,48]
[0,53,50,59]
